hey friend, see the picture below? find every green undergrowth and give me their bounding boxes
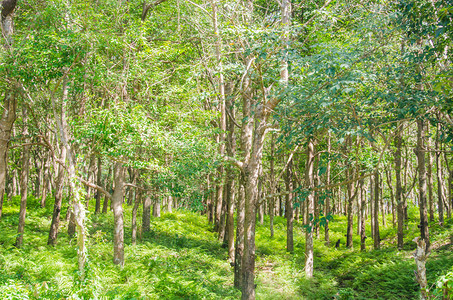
[0,196,452,299]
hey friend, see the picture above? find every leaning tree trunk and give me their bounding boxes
[112,162,126,266]
[416,119,430,251]
[51,76,88,281]
[15,107,30,248]
[48,145,67,246]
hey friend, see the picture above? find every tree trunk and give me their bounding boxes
[285,158,294,253]
[153,196,161,218]
[373,171,380,250]
[51,77,88,281]
[0,91,17,220]
[95,157,102,214]
[395,124,404,249]
[385,168,396,228]
[131,188,141,245]
[234,176,245,290]
[112,162,126,266]
[427,135,434,222]
[305,139,315,278]
[346,166,354,249]
[102,165,112,214]
[416,119,430,251]
[436,121,444,225]
[0,1,17,219]
[48,145,67,246]
[269,133,275,238]
[360,179,367,251]
[15,107,30,248]
[142,195,151,233]
[211,0,226,236]
[325,134,331,246]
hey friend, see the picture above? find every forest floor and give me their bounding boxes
[0,196,452,299]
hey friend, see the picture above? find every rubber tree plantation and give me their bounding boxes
[1,0,453,299]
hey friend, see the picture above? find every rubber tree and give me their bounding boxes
[0,0,18,220]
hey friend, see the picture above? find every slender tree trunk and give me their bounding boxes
[305,138,315,278]
[416,119,430,250]
[234,40,253,291]
[285,158,294,252]
[15,108,30,248]
[395,125,404,249]
[427,135,435,222]
[142,195,151,233]
[102,165,112,214]
[269,133,275,238]
[373,171,380,249]
[346,166,354,249]
[360,179,367,251]
[95,157,102,214]
[48,145,67,246]
[112,162,126,266]
[131,188,141,245]
[385,168,396,228]
[234,176,245,290]
[325,134,331,246]
[211,0,226,236]
[436,121,444,225]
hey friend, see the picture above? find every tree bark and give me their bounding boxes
[234,175,245,290]
[395,124,404,249]
[131,187,141,245]
[153,195,161,218]
[359,179,366,251]
[142,194,151,233]
[324,134,331,246]
[210,0,226,237]
[269,133,275,238]
[95,157,102,214]
[102,165,112,214]
[436,121,444,225]
[373,171,380,249]
[48,145,67,246]
[225,95,236,262]
[285,158,294,252]
[112,162,126,266]
[305,139,315,278]
[427,135,434,222]
[416,119,430,251]
[346,165,354,249]
[15,107,30,248]
[0,87,16,220]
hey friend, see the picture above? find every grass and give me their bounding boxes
[0,195,452,299]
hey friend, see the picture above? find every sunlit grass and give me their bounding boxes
[0,196,452,299]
